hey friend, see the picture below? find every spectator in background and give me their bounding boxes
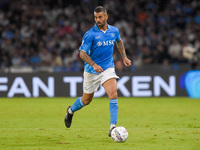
[1,38,14,56]
[136,28,148,47]
[21,57,29,66]
[52,48,63,71]
[11,49,22,66]
[154,42,169,64]
[148,32,159,52]
[141,45,154,64]
[168,38,182,63]
[63,52,75,70]
[21,48,31,66]
[30,50,40,69]
[39,48,52,66]
[1,55,10,67]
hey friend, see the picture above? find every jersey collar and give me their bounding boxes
[94,24,110,33]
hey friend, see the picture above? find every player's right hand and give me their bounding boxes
[123,57,131,67]
[93,64,103,73]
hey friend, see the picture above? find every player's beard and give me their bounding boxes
[97,20,106,29]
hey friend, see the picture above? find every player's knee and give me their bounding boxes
[109,91,118,100]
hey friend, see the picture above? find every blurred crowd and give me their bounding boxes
[0,0,200,72]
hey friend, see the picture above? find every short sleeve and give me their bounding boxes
[115,27,121,41]
[79,32,94,53]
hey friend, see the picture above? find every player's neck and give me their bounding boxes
[99,23,108,32]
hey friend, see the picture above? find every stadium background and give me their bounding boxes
[0,0,200,98]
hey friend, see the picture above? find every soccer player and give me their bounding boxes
[64,6,131,137]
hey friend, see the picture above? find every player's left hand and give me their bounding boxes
[123,58,131,67]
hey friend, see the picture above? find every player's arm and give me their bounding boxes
[115,39,131,67]
[80,50,103,73]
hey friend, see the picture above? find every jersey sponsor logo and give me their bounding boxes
[104,40,115,46]
[103,40,115,46]
[97,40,115,47]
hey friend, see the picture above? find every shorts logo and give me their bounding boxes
[97,41,102,46]
[111,33,115,37]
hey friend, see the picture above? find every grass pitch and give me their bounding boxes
[0,97,200,150]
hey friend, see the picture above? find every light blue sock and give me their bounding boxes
[109,99,118,125]
[70,97,85,113]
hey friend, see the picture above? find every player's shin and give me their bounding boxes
[69,97,85,114]
[109,99,118,129]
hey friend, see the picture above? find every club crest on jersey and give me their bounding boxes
[111,33,115,37]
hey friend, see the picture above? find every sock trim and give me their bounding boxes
[110,99,118,103]
[80,97,85,106]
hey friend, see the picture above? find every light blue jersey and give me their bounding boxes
[79,24,121,74]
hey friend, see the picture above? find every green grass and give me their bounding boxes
[0,97,200,150]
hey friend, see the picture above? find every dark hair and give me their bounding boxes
[94,6,107,14]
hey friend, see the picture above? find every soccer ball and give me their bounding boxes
[111,126,128,142]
